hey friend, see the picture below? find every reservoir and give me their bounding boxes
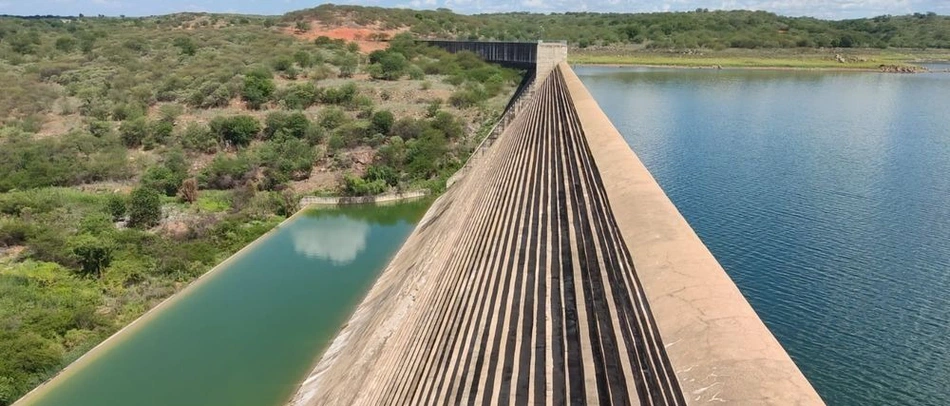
[576,66,950,405]
[21,202,428,406]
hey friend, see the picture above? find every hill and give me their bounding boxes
[0,12,521,404]
[285,4,950,50]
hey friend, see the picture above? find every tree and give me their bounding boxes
[128,187,162,229]
[69,234,113,277]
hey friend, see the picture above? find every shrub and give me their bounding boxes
[449,84,488,109]
[253,137,314,189]
[334,121,371,148]
[241,69,276,110]
[294,50,313,68]
[430,111,463,139]
[128,187,162,229]
[406,129,448,179]
[55,36,77,52]
[320,83,357,105]
[199,154,254,189]
[145,120,174,149]
[178,178,199,203]
[173,37,197,56]
[272,56,294,72]
[367,51,408,80]
[88,120,112,138]
[177,122,216,153]
[209,115,261,148]
[264,111,311,139]
[391,117,425,139]
[112,103,145,121]
[425,100,442,118]
[304,126,326,145]
[188,83,232,109]
[158,104,184,124]
[105,194,126,221]
[364,165,399,187]
[277,83,318,110]
[317,107,348,130]
[142,167,180,197]
[407,65,426,80]
[342,173,386,196]
[119,117,148,147]
[336,55,358,78]
[371,110,394,136]
[68,234,114,277]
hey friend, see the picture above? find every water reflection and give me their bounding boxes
[291,215,370,265]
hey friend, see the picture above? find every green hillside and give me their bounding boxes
[0,13,519,405]
[286,4,950,49]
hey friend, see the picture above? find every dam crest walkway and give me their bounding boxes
[290,62,823,405]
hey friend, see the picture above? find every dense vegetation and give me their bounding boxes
[0,13,519,404]
[286,5,950,49]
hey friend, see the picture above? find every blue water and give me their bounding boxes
[576,66,950,405]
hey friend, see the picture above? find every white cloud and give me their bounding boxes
[291,216,371,265]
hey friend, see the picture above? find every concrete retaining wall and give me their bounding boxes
[299,191,428,207]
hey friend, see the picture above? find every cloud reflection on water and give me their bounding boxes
[291,215,371,265]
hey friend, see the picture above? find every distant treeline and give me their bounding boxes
[285,5,950,49]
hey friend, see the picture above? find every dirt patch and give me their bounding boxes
[284,23,407,53]
[290,166,341,194]
[36,113,85,138]
[0,245,26,261]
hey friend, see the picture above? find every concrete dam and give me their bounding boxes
[290,42,824,405]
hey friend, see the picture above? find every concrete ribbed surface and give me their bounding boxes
[290,67,687,405]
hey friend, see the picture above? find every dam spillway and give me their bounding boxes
[290,62,823,405]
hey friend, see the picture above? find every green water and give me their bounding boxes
[23,202,428,406]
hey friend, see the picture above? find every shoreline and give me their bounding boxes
[298,190,429,207]
[570,61,883,72]
[12,210,302,406]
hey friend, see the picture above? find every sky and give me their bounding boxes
[1,0,948,20]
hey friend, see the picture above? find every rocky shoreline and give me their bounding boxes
[879,64,929,73]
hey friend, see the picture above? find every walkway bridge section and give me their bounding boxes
[420,40,567,81]
[289,63,823,405]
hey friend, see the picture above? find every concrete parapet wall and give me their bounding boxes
[559,62,824,405]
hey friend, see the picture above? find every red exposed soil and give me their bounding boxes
[284,23,407,53]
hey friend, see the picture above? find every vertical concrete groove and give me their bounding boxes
[289,65,704,405]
